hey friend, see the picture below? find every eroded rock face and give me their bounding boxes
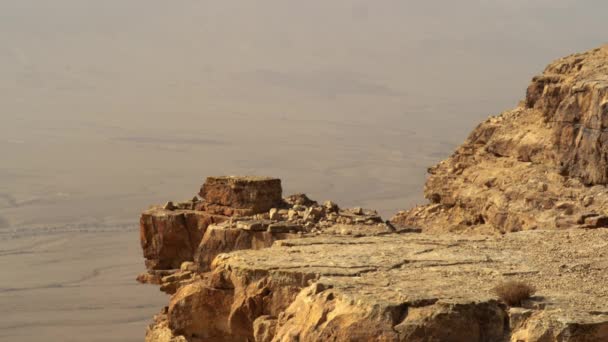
[140,176,285,271]
[392,45,608,234]
[140,209,227,270]
[147,230,608,342]
[199,176,283,216]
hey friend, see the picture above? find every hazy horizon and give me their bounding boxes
[1,1,606,340]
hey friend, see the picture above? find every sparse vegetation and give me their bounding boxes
[492,280,536,307]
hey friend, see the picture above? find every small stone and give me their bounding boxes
[353,207,364,215]
[269,208,281,220]
[576,212,599,224]
[288,209,299,221]
[582,196,594,207]
[163,201,176,210]
[555,202,575,215]
[180,261,196,272]
[303,207,324,222]
[584,215,608,228]
[323,200,340,213]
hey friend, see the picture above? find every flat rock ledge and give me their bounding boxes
[147,229,608,342]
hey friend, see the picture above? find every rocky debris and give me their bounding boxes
[148,229,608,341]
[137,269,179,285]
[139,175,386,278]
[284,193,317,207]
[392,45,608,234]
[191,200,387,272]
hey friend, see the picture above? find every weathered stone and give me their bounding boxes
[252,315,277,342]
[199,176,283,214]
[392,45,608,234]
[267,222,304,233]
[323,200,339,213]
[268,208,281,221]
[303,206,324,222]
[287,209,299,221]
[195,224,299,271]
[140,209,227,270]
[284,193,317,207]
[583,215,608,228]
[180,261,196,272]
[160,271,195,295]
[155,229,608,341]
[235,220,270,231]
[140,46,608,342]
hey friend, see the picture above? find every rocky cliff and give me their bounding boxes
[138,46,608,342]
[392,45,608,234]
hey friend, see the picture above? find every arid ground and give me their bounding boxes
[1,1,606,341]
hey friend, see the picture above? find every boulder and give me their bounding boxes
[199,176,283,215]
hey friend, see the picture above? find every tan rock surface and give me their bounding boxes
[152,229,608,341]
[140,208,227,270]
[392,45,608,234]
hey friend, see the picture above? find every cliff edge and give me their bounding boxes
[138,46,608,342]
[392,45,608,234]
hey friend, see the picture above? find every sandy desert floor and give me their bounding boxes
[0,230,166,342]
[1,1,606,341]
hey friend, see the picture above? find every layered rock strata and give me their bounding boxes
[140,176,287,274]
[139,46,608,342]
[138,176,388,290]
[392,45,608,234]
[147,229,608,341]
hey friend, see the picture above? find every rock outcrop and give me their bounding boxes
[198,176,283,217]
[138,175,388,288]
[139,46,608,342]
[145,229,608,342]
[392,45,608,234]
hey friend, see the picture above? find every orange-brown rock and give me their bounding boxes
[392,45,608,234]
[199,176,283,216]
[140,176,286,271]
[140,208,227,270]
